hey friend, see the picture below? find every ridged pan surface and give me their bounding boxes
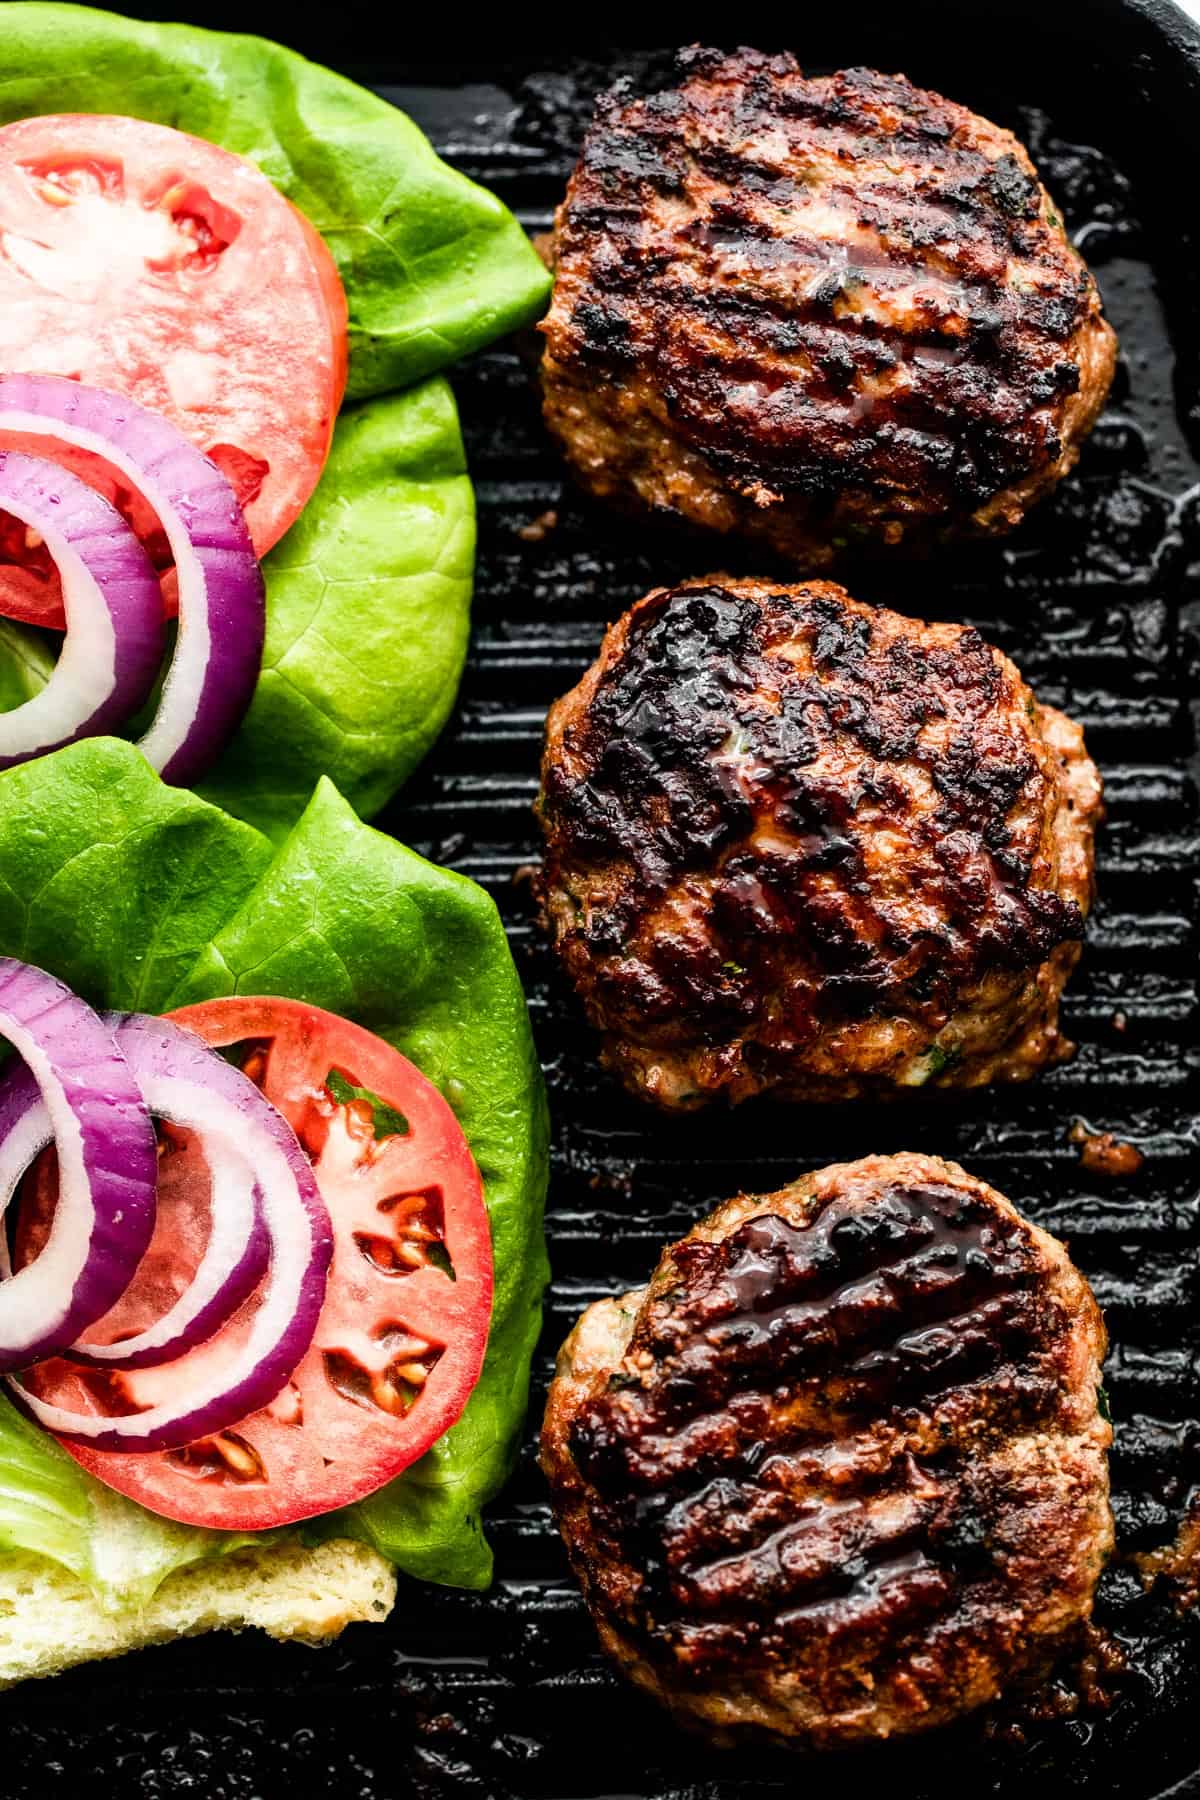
[1,35,1199,1800]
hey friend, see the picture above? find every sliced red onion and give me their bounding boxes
[0,1118,268,1371]
[70,1144,269,1373]
[0,962,157,1371]
[71,1023,271,1370]
[0,452,163,769]
[13,1012,331,1451]
[0,375,265,784]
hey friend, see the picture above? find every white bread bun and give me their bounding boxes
[0,1538,396,1685]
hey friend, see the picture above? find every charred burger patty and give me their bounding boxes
[536,577,1102,1109]
[539,48,1117,562]
[541,1152,1113,1746]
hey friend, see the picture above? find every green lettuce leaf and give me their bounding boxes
[0,1395,265,1613]
[0,737,549,1600]
[0,734,272,1006]
[198,380,474,840]
[0,620,53,714]
[176,776,551,1587]
[0,4,551,397]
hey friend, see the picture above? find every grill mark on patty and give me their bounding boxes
[678,1503,938,1627]
[567,1180,1068,1666]
[544,48,1104,518]
[542,581,1083,1031]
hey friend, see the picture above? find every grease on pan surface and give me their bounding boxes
[0,47,1198,1800]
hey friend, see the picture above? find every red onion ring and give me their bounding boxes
[0,374,265,784]
[70,1155,269,1374]
[0,451,163,769]
[11,1012,332,1451]
[0,963,157,1372]
[0,1128,268,1371]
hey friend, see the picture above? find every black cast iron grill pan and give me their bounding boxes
[2,12,1200,1797]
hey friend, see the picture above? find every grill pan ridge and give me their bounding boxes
[1,14,1200,1798]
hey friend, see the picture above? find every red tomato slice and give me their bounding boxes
[0,115,349,628]
[18,999,492,1531]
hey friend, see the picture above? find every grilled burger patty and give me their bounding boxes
[541,1153,1113,1747]
[539,48,1117,563]
[536,577,1101,1109]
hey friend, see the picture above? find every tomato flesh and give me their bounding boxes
[18,999,492,1531]
[0,115,349,627]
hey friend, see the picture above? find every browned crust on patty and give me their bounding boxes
[541,1152,1113,1746]
[539,48,1117,563]
[536,578,1102,1109]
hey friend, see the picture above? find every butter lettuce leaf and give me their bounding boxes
[0,738,549,1600]
[0,4,551,397]
[198,380,474,841]
[0,1392,263,1613]
[176,776,551,1587]
[0,621,53,715]
[0,735,272,1007]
